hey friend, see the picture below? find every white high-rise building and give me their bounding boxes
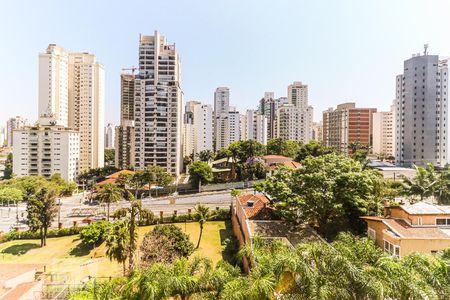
[214,87,230,150]
[0,126,5,147]
[239,114,247,141]
[373,105,395,158]
[6,116,27,148]
[275,82,313,143]
[38,45,69,127]
[311,121,323,142]
[13,125,79,181]
[395,50,449,167]
[228,107,240,144]
[245,109,268,145]
[68,52,105,171]
[134,31,183,176]
[183,101,213,157]
[105,123,115,149]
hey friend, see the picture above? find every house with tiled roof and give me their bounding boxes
[262,155,301,175]
[232,193,321,249]
[361,201,450,257]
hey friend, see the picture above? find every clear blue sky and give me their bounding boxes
[1,0,450,127]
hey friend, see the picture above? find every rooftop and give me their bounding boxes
[237,194,279,220]
[399,202,450,215]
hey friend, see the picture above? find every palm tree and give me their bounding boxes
[105,219,130,275]
[402,164,438,202]
[197,149,215,163]
[194,204,211,249]
[96,183,123,221]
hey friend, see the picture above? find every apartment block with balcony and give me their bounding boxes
[12,125,79,181]
[134,31,182,176]
[183,101,213,157]
[322,102,376,154]
[361,201,450,257]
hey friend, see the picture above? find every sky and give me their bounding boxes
[1,0,450,127]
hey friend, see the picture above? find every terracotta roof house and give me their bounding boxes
[96,170,134,186]
[261,155,301,174]
[0,264,45,300]
[361,201,450,257]
[232,193,321,248]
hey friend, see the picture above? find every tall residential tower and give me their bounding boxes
[134,31,183,176]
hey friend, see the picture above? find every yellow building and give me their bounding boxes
[361,202,450,257]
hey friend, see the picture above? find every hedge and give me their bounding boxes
[1,227,83,242]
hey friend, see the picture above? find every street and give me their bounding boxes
[0,190,236,232]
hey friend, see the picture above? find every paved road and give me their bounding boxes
[0,190,236,232]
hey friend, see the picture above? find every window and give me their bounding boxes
[417,217,423,225]
[384,240,400,257]
[368,228,376,241]
[436,218,450,226]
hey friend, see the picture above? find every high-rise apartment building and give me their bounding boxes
[38,45,69,127]
[395,50,449,167]
[258,93,289,140]
[134,31,182,176]
[373,105,395,158]
[276,104,311,143]
[68,52,105,171]
[183,101,213,157]
[6,116,27,148]
[214,87,230,150]
[115,73,136,169]
[322,103,376,154]
[105,123,115,149]
[245,109,268,145]
[13,125,79,181]
[228,107,241,144]
[311,121,323,142]
[275,82,313,143]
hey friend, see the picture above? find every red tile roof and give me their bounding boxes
[237,194,279,220]
[107,170,134,179]
[263,155,293,164]
[383,219,450,239]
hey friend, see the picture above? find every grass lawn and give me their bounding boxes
[0,221,233,283]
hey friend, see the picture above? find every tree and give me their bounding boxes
[104,148,115,166]
[402,164,438,202]
[3,153,13,179]
[256,153,382,238]
[127,199,140,272]
[267,138,301,158]
[189,161,213,187]
[79,220,111,248]
[0,187,23,206]
[235,140,266,163]
[197,149,215,162]
[26,187,58,247]
[295,140,335,162]
[105,219,130,275]
[142,165,173,197]
[194,204,211,249]
[140,224,194,266]
[95,183,123,221]
[236,158,267,181]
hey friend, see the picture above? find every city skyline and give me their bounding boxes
[2,1,450,127]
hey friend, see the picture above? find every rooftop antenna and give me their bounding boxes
[424,43,429,56]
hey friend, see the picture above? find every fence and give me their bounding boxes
[200,180,264,192]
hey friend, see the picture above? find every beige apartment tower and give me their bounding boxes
[68,52,105,171]
[134,31,183,176]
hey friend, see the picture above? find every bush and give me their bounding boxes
[1,227,82,242]
[138,209,156,226]
[79,221,111,247]
[140,224,194,266]
[211,208,231,221]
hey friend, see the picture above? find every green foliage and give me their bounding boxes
[194,204,211,249]
[266,138,301,158]
[295,140,335,162]
[105,219,130,275]
[77,166,119,183]
[79,220,111,247]
[189,161,213,185]
[95,183,123,221]
[256,153,383,238]
[236,159,267,181]
[197,149,215,162]
[142,165,174,188]
[137,208,155,226]
[2,227,82,241]
[0,187,23,205]
[140,224,194,265]
[229,140,266,163]
[3,153,13,179]
[26,186,58,246]
[104,148,115,166]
